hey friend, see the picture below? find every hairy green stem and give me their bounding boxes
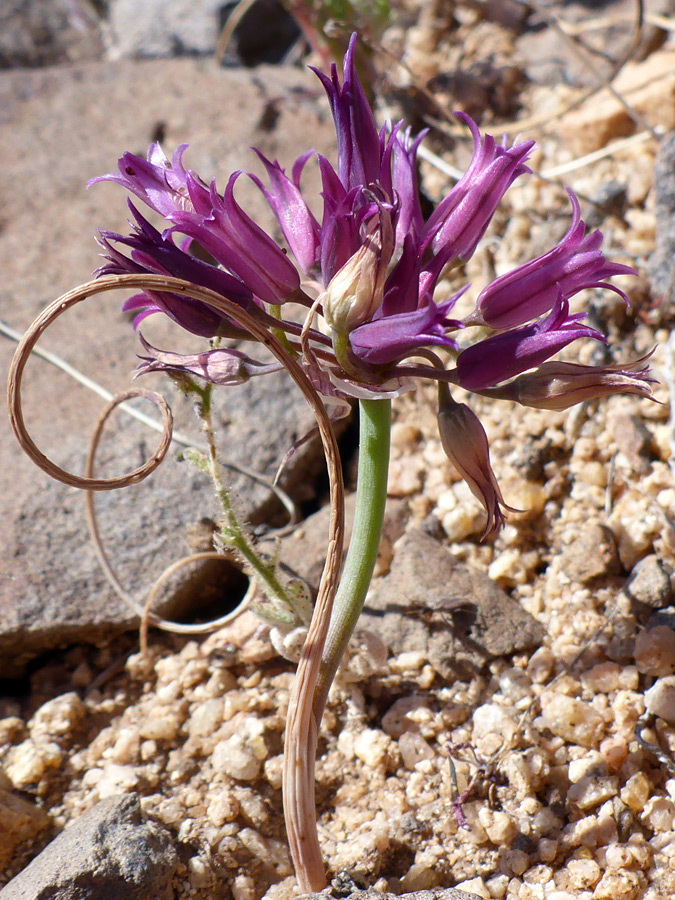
[198,384,292,612]
[313,397,391,718]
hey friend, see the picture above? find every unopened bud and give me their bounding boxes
[437,382,513,537]
[322,211,393,336]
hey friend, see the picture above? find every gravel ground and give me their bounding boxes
[3,6,675,900]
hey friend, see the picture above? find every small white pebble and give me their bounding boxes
[599,736,628,773]
[29,693,86,740]
[565,857,602,889]
[538,693,605,748]
[381,695,428,738]
[263,755,283,790]
[645,676,675,723]
[232,874,257,900]
[581,662,621,693]
[641,796,675,831]
[568,752,606,783]
[592,869,642,900]
[390,422,421,448]
[505,849,529,876]
[5,740,62,787]
[634,626,675,676]
[96,763,139,798]
[620,772,652,813]
[454,876,490,898]
[618,666,639,690]
[531,807,562,838]
[353,728,391,768]
[188,699,224,738]
[472,703,518,756]
[206,789,239,827]
[398,732,434,769]
[567,776,618,811]
[138,708,182,742]
[187,855,212,888]
[387,651,427,675]
[110,728,140,765]
[538,837,558,863]
[441,503,484,542]
[527,647,555,684]
[213,717,267,781]
[477,808,517,844]
[387,457,424,497]
[486,873,509,898]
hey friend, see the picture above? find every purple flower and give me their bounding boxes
[88,143,191,217]
[311,34,382,192]
[97,203,251,337]
[249,150,321,275]
[456,294,604,392]
[167,172,301,305]
[421,113,534,264]
[379,123,426,248]
[469,191,636,329]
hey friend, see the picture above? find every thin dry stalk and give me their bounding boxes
[7,272,345,891]
[138,553,257,657]
[82,388,257,637]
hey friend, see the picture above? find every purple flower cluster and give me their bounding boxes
[90,35,652,535]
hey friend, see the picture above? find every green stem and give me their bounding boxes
[313,397,391,718]
[199,383,293,614]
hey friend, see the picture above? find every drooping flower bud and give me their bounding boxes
[437,382,514,537]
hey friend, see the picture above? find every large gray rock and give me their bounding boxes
[107,0,298,64]
[360,530,544,679]
[0,794,177,900]
[0,58,337,674]
[297,889,483,900]
[107,0,224,60]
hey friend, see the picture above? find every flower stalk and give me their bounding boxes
[315,398,391,716]
[284,397,391,890]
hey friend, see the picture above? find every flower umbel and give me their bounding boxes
[90,32,648,533]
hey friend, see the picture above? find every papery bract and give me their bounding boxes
[322,208,394,336]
